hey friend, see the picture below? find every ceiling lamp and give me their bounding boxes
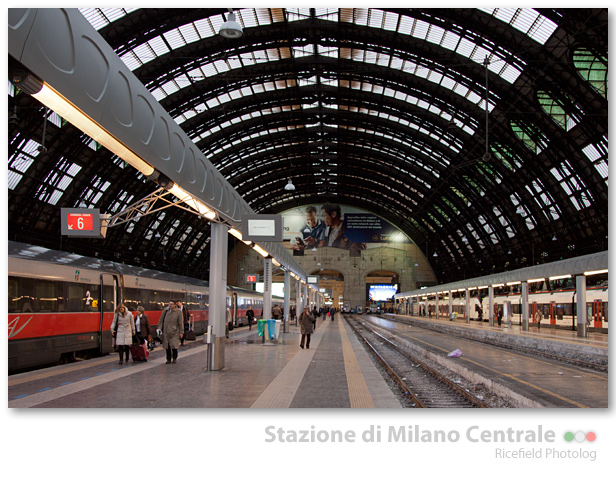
[284,178,295,191]
[219,10,243,39]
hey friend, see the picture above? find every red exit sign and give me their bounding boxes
[246,274,258,283]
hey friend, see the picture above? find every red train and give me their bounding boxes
[8,241,280,373]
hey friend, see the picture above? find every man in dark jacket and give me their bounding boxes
[177,300,190,345]
[298,306,315,349]
[246,307,255,330]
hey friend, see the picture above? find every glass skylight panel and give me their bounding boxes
[192,17,219,41]
[148,36,171,57]
[80,8,136,30]
[119,51,143,71]
[479,8,558,45]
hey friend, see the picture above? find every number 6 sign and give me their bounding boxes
[61,208,101,237]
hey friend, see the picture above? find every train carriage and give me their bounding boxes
[8,241,283,373]
[414,286,607,331]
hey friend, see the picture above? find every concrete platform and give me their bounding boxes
[387,313,608,364]
[362,314,608,408]
[8,314,402,408]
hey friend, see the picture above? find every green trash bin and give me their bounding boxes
[257,319,266,337]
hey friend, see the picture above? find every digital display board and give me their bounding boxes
[61,208,101,238]
[307,275,319,284]
[241,214,283,242]
[368,284,398,301]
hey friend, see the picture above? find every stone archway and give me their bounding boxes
[310,269,344,309]
[365,270,400,311]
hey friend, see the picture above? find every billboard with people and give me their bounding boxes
[281,204,410,256]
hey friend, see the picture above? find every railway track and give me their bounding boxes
[345,315,487,408]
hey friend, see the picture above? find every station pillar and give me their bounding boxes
[208,222,228,370]
[465,289,470,323]
[521,281,529,331]
[488,286,494,326]
[283,270,290,333]
[263,257,272,322]
[576,275,587,338]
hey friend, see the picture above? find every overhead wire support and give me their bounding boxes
[102,187,212,229]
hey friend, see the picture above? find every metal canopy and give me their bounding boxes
[8,8,608,283]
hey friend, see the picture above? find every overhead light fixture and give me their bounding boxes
[584,269,608,276]
[253,244,269,257]
[284,178,295,191]
[219,10,243,39]
[229,228,252,245]
[549,274,571,281]
[31,82,156,177]
[168,184,217,220]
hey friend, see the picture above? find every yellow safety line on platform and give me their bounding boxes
[250,320,331,408]
[338,317,375,408]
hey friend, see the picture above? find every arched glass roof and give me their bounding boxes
[8,8,608,282]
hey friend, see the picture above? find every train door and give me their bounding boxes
[99,273,120,354]
[549,301,557,325]
[592,300,603,328]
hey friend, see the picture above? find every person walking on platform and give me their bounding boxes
[225,307,233,338]
[111,304,135,365]
[177,300,190,346]
[134,306,151,345]
[299,306,315,349]
[534,308,543,330]
[272,303,282,320]
[246,306,255,330]
[159,301,183,364]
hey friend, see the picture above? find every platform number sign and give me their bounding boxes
[61,208,101,238]
[246,274,258,283]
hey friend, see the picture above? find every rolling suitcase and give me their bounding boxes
[184,314,196,340]
[129,342,149,362]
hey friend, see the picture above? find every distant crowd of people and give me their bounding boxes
[112,300,343,363]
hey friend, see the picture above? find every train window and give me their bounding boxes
[35,280,53,312]
[123,287,142,312]
[188,292,208,311]
[67,283,100,312]
[8,276,35,313]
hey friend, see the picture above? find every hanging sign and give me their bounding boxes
[61,208,101,237]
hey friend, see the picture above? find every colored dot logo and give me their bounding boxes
[564,431,596,442]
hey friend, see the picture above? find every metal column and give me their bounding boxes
[576,275,587,337]
[465,289,470,323]
[208,222,228,370]
[521,281,529,331]
[263,257,272,321]
[448,291,453,321]
[283,270,290,333]
[488,286,494,326]
[296,278,302,325]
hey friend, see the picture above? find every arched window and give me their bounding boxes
[537,90,577,130]
[510,121,548,154]
[573,48,608,98]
